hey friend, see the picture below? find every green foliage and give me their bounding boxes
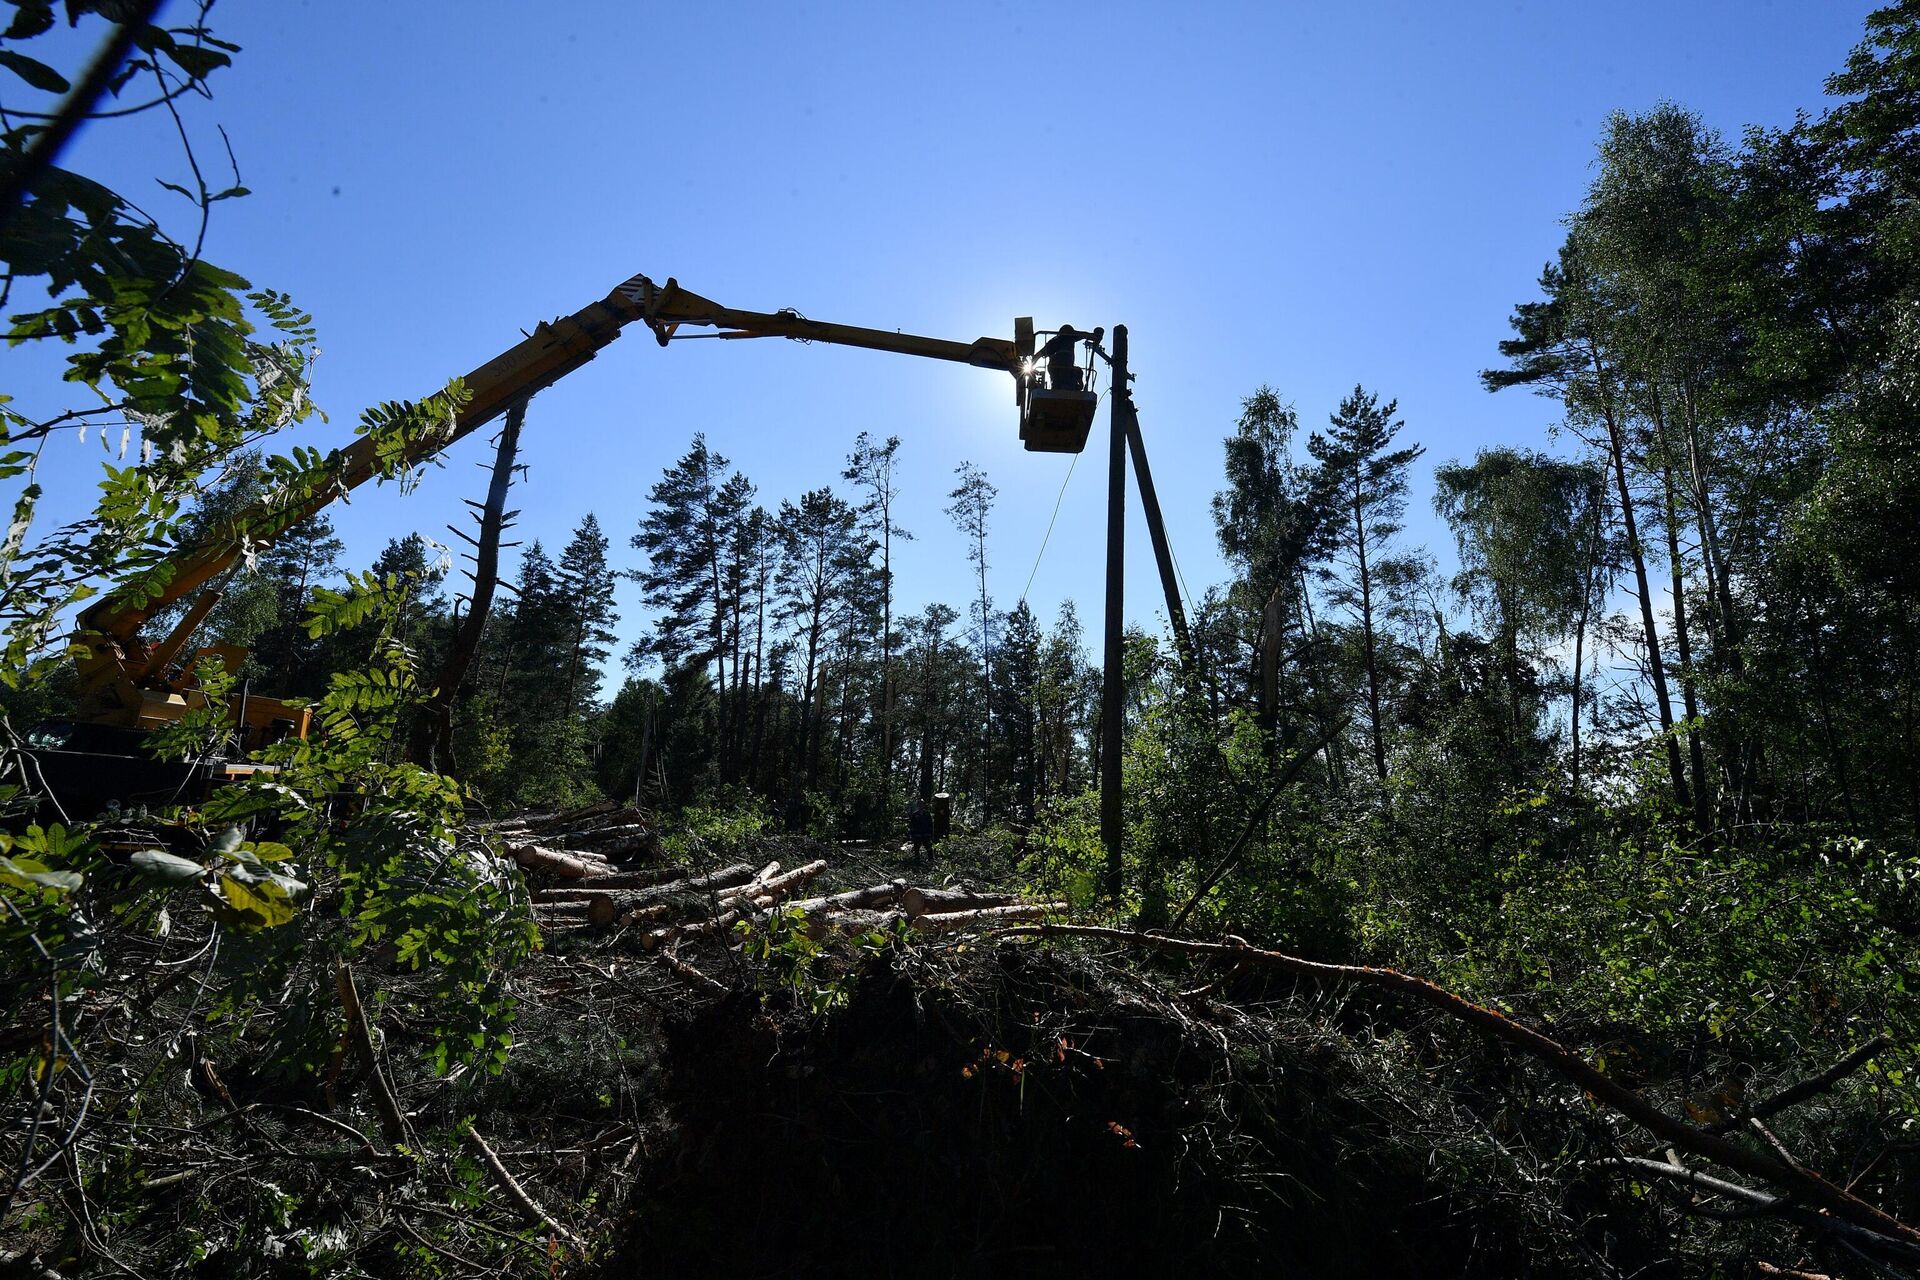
[657,787,771,863]
[0,20,538,1244]
[736,903,894,1016]
[1497,827,1918,1072]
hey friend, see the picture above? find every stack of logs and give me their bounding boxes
[491,802,1063,951]
[529,858,1064,947]
[492,798,657,880]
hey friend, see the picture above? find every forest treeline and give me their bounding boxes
[67,25,1920,864]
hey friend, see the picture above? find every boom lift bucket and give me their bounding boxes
[1013,317,1098,453]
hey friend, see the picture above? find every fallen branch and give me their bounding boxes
[656,947,728,995]
[460,1121,586,1252]
[1596,1157,1920,1264]
[991,924,1920,1254]
[1711,1035,1891,1134]
[335,962,409,1149]
[1753,1264,1833,1280]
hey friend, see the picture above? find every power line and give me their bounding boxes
[1018,451,1079,608]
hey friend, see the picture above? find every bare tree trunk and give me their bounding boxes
[708,541,730,781]
[1679,386,1760,814]
[918,630,939,802]
[1353,488,1388,781]
[1653,397,1712,837]
[1570,489,1604,797]
[1590,346,1689,818]
[408,401,525,772]
[880,507,895,796]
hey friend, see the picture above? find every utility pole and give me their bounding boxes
[1101,325,1129,899]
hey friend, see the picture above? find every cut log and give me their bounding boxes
[509,843,612,879]
[494,799,627,839]
[639,905,748,949]
[716,859,825,906]
[638,860,827,948]
[786,880,907,917]
[814,908,899,933]
[556,821,652,849]
[910,902,1066,934]
[632,862,758,896]
[541,863,763,930]
[587,834,658,861]
[579,863,701,891]
[819,901,1066,936]
[535,862,750,902]
[537,798,618,828]
[901,886,1019,918]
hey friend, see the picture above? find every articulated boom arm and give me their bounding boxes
[77,282,643,648]
[618,275,1024,393]
[72,272,1045,731]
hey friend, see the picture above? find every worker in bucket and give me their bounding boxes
[1035,325,1104,392]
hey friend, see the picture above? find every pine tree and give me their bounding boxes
[994,601,1043,820]
[1307,386,1424,781]
[632,435,754,777]
[1485,243,1695,821]
[555,513,619,714]
[903,603,962,803]
[773,487,874,791]
[845,433,912,798]
[945,461,997,809]
[1210,389,1337,739]
[1035,601,1093,800]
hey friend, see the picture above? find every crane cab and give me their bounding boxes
[1014,317,1099,453]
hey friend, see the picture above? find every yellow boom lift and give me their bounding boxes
[40,274,1108,813]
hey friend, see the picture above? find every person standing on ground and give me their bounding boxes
[907,797,934,860]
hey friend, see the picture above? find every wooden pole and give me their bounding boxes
[1123,405,1194,671]
[1101,326,1128,899]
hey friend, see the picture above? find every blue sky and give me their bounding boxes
[13,0,1881,669]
